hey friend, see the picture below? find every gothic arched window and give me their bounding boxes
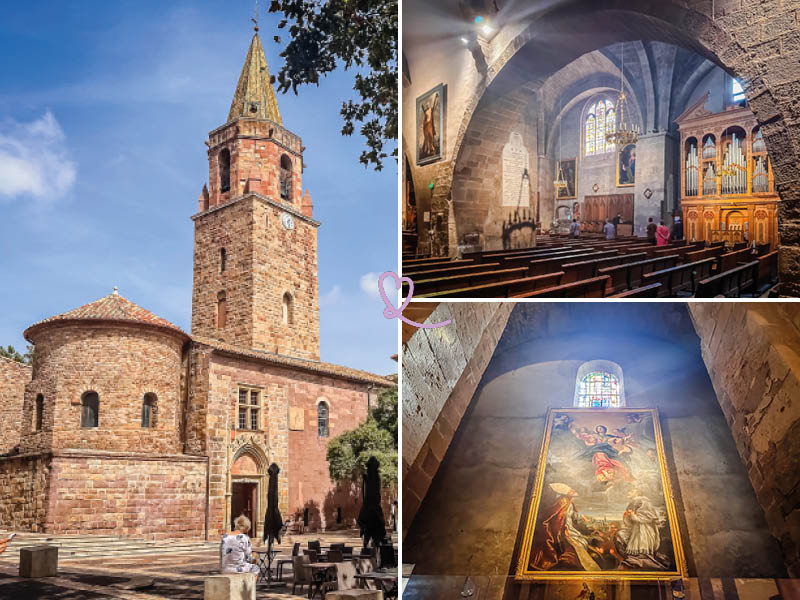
[219,149,231,193]
[585,99,616,156]
[81,391,99,428]
[574,361,625,407]
[317,401,329,437]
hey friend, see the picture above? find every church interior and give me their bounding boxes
[401,302,800,599]
[401,0,800,298]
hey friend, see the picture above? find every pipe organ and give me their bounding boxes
[675,92,779,249]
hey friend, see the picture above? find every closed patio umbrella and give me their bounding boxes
[357,456,386,550]
[263,462,283,549]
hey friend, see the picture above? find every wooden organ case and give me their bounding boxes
[676,92,778,249]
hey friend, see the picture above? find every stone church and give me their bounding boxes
[0,30,393,541]
[401,0,800,295]
[402,302,800,599]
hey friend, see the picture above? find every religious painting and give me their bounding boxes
[617,144,636,187]
[556,159,577,199]
[515,408,686,582]
[416,84,445,166]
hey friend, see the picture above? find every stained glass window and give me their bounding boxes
[585,99,616,156]
[577,371,621,408]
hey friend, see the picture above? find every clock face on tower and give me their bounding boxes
[281,213,295,230]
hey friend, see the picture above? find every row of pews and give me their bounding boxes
[402,234,779,298]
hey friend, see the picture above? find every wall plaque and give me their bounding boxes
[502,132,531,207]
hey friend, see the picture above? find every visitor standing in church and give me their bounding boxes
[569,219,581,238]
[604,219,616,240]
[647,218,657,244]
[672,217,683,241]
[656,220,671,246]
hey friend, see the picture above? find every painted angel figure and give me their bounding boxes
[570,424,634,486]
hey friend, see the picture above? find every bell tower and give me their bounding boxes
[191,28,320,361]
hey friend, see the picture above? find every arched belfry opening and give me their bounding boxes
[280,154,293,202]
[219,148,231,193]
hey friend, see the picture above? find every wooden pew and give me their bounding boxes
[528,250,619,277]
[684,245,725,264]
[607,283,662,298]
[694,260,759,297]
[719,247,755,273]
[560,252,648,284]
[402,258,473,272]
[500,250,598,269]
[403,255,460,267]
[598,255,681,294]
[756,243,772,256]
[403,261,502,279]
[403,267,528,296]
[514,276,610,298]
[419,271,564,298]
[756,251,779,294]
[641,258,716,297]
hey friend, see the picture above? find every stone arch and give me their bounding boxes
[413,0,800,291]
[229,435,271,538]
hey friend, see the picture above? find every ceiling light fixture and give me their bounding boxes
[460,36,469,45]
[482,24,493,35]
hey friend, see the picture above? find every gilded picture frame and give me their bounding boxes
[515,408,687,582]
[416,84,446,166]
[556,158,577,199]
[617,143,636,187]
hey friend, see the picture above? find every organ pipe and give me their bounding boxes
[702,137,716,159]
[685,144,698,196]
[722,133,746,195]
[753,157,768,193]
[703,163,716,196]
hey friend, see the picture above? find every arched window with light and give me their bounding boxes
[574,360,625,407]
[584,98,616,156]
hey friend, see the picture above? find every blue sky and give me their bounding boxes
[0,1,398,375]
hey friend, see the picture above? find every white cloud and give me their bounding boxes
[320,285,342,306]
[359,272,382,299]
[0,111,76,202]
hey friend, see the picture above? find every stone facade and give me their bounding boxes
[688,303,800,576]
[20,322,186,455]
[0,30,394,541]
[0,356,31,454]
[403,0,800,293]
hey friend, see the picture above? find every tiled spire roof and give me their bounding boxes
[228,32,282,124]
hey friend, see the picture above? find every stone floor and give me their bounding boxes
[0,530,396,599]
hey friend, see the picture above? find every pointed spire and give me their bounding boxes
[228,32,282,124]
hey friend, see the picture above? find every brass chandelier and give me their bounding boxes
[606,42,640,146]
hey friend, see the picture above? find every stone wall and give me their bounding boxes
[405,303,786,599]
[191,195,320,361]
[0,356,31,454]
[20,323,184,455]
[0,454,49,532]
[45,451,207,539]
[688,303,800,576]
[197,348,374,537]
[402,303,513,537]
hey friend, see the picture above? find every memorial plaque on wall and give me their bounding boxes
[502,132,531,207]
[289,407,305,431]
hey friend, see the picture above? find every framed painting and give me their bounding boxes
[617,144,636,187]
[515,408,686,582]
[556,159,577,199]
[416,84,446,166]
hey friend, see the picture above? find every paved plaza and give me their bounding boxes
[0,530,394,599]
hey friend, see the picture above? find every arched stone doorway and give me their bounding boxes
[228,436,270,539]
[403,0,800,292]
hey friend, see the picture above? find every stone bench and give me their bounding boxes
[204,573,256,600]
[19,545,58,578]
[327,590,384,600]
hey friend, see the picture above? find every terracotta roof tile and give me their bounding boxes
[192,335,394,387]
[25,291,187,341]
